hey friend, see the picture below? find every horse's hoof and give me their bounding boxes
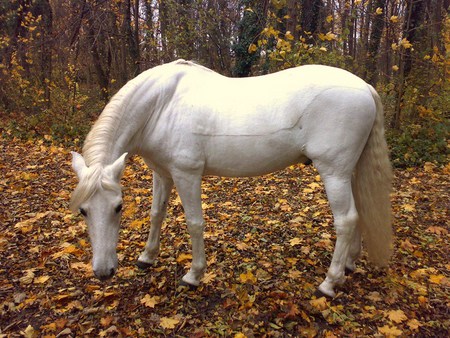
[179,279,198,291]
[314,289,334,299]
[345,267,354,275]
[136,260,153,270]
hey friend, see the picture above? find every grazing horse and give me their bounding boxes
[70,59,392,297]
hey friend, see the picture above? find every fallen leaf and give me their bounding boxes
[100,316,114,327]
[378,325,402,337]
[386,309,408,323]
[366,291,382,302]
[239,270,257,284]
[160,316,180,329]
[22,325,38,338]
[202,271,216,284]
[403,203,415,212]
[289,237,302,246]
[20,269,36,285]
[429,274,446,285]
[33,275,50,284]
[141,294,160,308]
[426,226,448,235]
[309,297,328,311]
[407,318,423,330]
[176,253,192,263]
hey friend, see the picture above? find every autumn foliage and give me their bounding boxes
[1,135,449,336]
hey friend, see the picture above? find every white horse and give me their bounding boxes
[70,59,392,297]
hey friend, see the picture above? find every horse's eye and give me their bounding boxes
[79,208,88,217]
[115,204,123,214]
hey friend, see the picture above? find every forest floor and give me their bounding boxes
[0,134,449,337]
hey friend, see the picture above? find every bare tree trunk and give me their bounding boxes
[36,0,53,108]
[133,0,141,75]
[392,0,427,129]
[366,0,386,85]
[301,0,323,35]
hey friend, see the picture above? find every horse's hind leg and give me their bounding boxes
[317,174,359,297]
[346,225,361,273]
[137,172,173,268]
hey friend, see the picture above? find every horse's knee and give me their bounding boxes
[187,219,204,237]
[334,212,358,236]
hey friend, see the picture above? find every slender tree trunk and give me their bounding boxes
[366,0,386,85]
[392,0,427,129]
[133,0,141,75]
[301,0,323,35]
[36,0,52,108]
[232,0,269,77]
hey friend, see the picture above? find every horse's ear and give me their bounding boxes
[71,151,86,179]
[106,153,128,181]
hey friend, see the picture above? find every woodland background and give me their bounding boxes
[0,1,449,337]
[0,0,448,166]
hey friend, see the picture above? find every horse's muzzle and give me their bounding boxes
[94,268,116,281]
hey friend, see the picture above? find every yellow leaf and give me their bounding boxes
[326,15,333,23]
[325,32,336,40]
[176,253,192,263]
[386,309,408,323]
[289,237,302,246]
[236,242,250,251]
[239,270,257,284]
[235,333,247,338]
[22,325,38,338]
[34,275,50,284]
[390,15,399,23]
[15,211,53,231]
[407,318,423,330]
[160,316,180,329]
[129,218,148,229]
[426,226,448,235]
[375,7,383,15]
[429,274,446,284]
[202,271,217,284]
[400,38,413,49]
[140,294,160,308]
[309,297,328,311]
[392,65,399,71]
[20,269,35,285]
[378,325,402,337]
[248,43,257,54]
[403,204,415,212]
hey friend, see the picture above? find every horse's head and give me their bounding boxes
[70,152,127,280]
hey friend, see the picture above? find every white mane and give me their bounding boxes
[71,60,203,211]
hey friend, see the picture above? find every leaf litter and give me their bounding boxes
[0,136,448,337]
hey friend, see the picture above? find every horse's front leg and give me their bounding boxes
[318,175,358,297]
[137,172,173,268]
[172,171,206,287]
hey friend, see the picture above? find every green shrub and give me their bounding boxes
[387,120,449,168]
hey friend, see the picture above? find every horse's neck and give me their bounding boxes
[84,99,146,167]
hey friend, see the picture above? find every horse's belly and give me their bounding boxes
[202,132,306,177]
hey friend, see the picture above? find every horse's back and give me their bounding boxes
[173,64,373,137]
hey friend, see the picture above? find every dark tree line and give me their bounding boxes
[0,0,448,136]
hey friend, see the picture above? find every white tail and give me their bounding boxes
[353,85,393,266]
